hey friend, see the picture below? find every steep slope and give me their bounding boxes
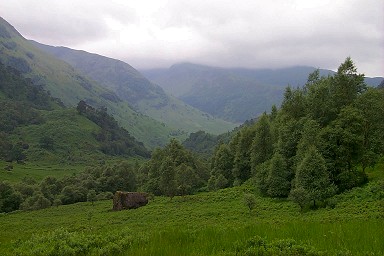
[32,42,237,134]
[143,63,383,123]
[0,16,173,148]
[0,62,149,164]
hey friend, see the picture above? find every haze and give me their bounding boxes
[1,0,383,76]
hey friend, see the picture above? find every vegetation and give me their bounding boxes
[211,58,384,210]
[0,176,383,255]
[140,139,209,197]
[76,100,150,158]
[1,17,383,254]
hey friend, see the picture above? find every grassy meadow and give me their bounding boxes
[0,174,383,255]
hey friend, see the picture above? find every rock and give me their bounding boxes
[112,191,148,211]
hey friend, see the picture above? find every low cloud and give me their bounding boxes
[1,0,382,76]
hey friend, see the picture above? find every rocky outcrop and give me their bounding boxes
[112,191,148,211]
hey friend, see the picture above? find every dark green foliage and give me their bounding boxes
[210,143,234,189]
[182,130,219,157]
[39,136,54,150]
[0,62,53,110]
[292,147,336,208]
[0,181,22,212]
[250,113,274,172]
[76,101,150,158]
[0,161,141,212]
[20,193,51,211]
[354,88,384,170]
[232,126,257,184]
[266,152,291,197]
[142,139,208,196]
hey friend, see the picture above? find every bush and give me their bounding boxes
[13,228,134,256]
[235,236,325,255]
[337,169,368,192]
[243,193,256,213]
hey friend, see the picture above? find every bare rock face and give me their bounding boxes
[112,191,148,211]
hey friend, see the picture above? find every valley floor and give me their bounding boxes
[0,180,383,255]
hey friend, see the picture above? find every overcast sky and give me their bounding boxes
[1,0,383,76]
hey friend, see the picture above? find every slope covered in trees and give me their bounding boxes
[210,58,384,208]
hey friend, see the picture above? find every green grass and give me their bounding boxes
[0,181,383,255]
[0,162,85,183]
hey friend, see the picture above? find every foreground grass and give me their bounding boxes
[1,181,383,255]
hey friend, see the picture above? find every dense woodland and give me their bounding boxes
[209,58,384,208]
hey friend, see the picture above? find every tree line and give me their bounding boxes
[0,162,138,212]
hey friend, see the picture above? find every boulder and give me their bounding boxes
[112,191,148,211]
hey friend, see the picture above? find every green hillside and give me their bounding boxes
[0,17,175,148]
[32,42,237,135]
[0,61,150,171]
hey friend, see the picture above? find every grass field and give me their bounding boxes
[0,178,383,255]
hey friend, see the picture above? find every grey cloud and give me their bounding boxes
[0,0,382,76]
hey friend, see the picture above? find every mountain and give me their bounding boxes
[142,63,383,123]
[31,42,237,135]
[0,16,176,148]
[0,17,235,148]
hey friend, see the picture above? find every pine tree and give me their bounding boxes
[292,146,336,208]
[266,152,291,197]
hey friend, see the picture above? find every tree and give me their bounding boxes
[331,57,366,110]
[281,87,307,120]
[144,139,208,197]
[266,152,291,197]
[250,113,274,174]
[175,163,199,196]
[255,160,270,196]
[87,190,97,206]
[353,88,384,170]
[211,143,234,187]
[158,157,177,199]
[20,193,51,211]
[232,126,257,184]
[289,187,309,211]
[243,193,256,214]
[319,106,365,186]
[292,147,336,208]
[293,118,321,170]
[0,181,22,212]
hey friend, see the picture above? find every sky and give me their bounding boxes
[0,0,383,76]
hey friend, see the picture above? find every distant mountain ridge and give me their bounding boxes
[142,63,383,123]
